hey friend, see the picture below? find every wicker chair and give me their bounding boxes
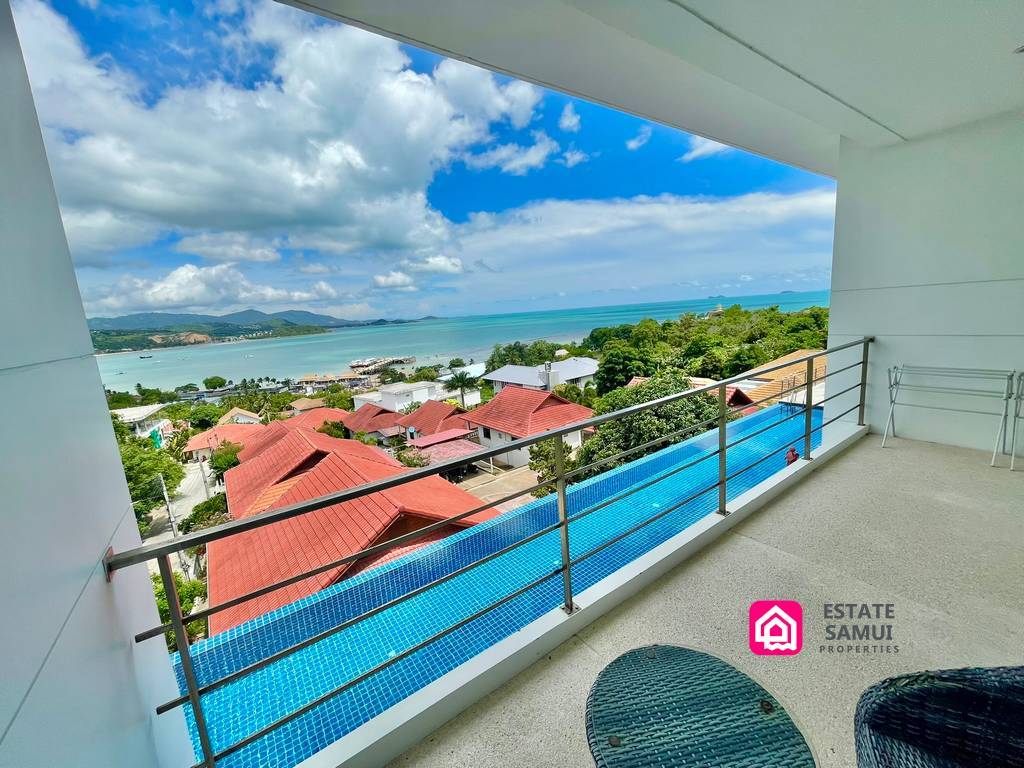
[855,666,1024,768]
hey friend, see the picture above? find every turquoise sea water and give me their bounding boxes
[95,290,828,390]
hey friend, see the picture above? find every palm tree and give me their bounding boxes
[445,371,477,407]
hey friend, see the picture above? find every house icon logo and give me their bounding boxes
[749,600,803,655]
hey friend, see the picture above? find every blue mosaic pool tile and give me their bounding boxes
[170,404,821,767]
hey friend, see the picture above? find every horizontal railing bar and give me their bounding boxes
[881,402,1007,418]
[564,413,721,479]
[894,384,1008,398]
[723,440,795,484]
[565,448,720,526]
[568,477,724,569]
[820,360,866,380]
[724,404,808,451]
[193,567,562,767]
[814,381,863,407]
[135,477,550,642]
[157,519,565,713]
[108,338,874,571]
[897,365,1014,378]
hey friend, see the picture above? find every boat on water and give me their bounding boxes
[139,355,153,359]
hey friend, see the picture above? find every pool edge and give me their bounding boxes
[296,422,868,768]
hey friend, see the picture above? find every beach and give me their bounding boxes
[95,290,829,391]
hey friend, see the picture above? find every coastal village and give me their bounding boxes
[108,305,828,644]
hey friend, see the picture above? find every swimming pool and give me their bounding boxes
[173,403,821,767]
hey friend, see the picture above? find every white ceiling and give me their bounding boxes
[284,0,1024,176]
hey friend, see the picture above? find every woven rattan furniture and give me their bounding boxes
[855,666,1024,768]
[586,645,814,767]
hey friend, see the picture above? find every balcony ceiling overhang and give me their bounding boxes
[281,0,1024,177]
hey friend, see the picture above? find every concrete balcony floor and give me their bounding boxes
[388,435,1024,768]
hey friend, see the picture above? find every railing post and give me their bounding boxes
[552,437,575,614]
[717,384,727,514]
[158,555,216,767]
[803,358,814,461]
[858,339,870,426]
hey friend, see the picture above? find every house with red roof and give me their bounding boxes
[183,423,264,462]
[463,385,593,468]
[283,406,351,432]
[396,399,471,439]
[208,430,495,634]
[341,403,404,441]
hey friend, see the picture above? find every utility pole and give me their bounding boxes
[158,473,190,580]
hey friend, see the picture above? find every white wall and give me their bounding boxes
[828,111,1024,452]
[0,4,192,766]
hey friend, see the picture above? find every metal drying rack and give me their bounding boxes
[881,364,1018,467]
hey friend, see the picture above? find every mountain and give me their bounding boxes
[87,308,428,331]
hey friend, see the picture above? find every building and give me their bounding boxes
[438,361,487,381]
[396,399,472,439]
[483,356,598,393]
[211,430,496,633]
[733,350,828,406]
[353,379,481,411]
[5,4,1022,768]
[182,423,264,462]
[464,385,593,467]
[284,397,326,413]
[627,375,755,411]
[216,406,261,426]
[295,372,369,393]
[341,403,405,441]
[407,428,475,450]
[110,403,173,443]
[282,406,351,432]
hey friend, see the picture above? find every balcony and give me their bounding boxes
[387,433,1024,768]
[99,342,913,768]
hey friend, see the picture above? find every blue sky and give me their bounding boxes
[13,0,836,319]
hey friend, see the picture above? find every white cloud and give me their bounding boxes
[558,103,580,133]
[625,125,652,151]
[401,254,464,274]
[12,0,541,269]
[85,263,338,313]
[560,148,589,168]
[679,136,732,162]
[373,270,417,291]
[463,130,559,175]
[739,274,753,282]
[175,232,281,262]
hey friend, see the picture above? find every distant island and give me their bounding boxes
[88,308,433,353]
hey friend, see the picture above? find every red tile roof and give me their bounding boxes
[396,400,471,437]
[209,435,495,634]
[283,407,351,432]
[235,419,290,462]
[464,386,593,438]
[407,428,474,448]
[184,423,264,454]
[418,439,484,464]
[342,403,403,435]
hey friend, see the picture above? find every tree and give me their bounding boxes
[116,436,185,534]
[176,383,199,392]
[203,375,227,390]
[379,368,406,384]
[322,385,354,410]
[106,389,137,409]
[445,371,478,406]
[528,436,577,497]
[595,342,649,394]
[574,371,718,481]
[400,401,422,415]
[448,358,466,369]
[208,441,242,481]
[407,366,439,382]
[179,493,228,534]
[396,447,428,468]
[151,571,206,650]
[189,402,224,429]
[316,420,347,439]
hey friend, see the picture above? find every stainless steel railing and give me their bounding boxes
[105,337,873,768]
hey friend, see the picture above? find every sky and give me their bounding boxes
[13,0,836,320]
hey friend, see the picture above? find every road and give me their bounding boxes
[142,461,213,579]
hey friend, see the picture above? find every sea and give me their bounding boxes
[95,290,829,391]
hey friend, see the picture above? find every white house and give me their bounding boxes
[464,385,593,468]
[353,380,481,411]
[483,357,598,394]
[110,403,173,443]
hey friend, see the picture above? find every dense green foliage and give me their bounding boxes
[553,381,597,407]
[208,441,242,481]
[316,420,348,439]
[179,493,229,535]
[151,571,207,650]
[91,322,326,352]
[485,339,584,371]
[203,375,227,389]
[407,366,440,382]
[379,368,405,384]
[528,370,719,492]
[322,385,355,410]
[448,358,466,368]
[111,415,184,534]
[189,402,224,429]
[396,447,428,468]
